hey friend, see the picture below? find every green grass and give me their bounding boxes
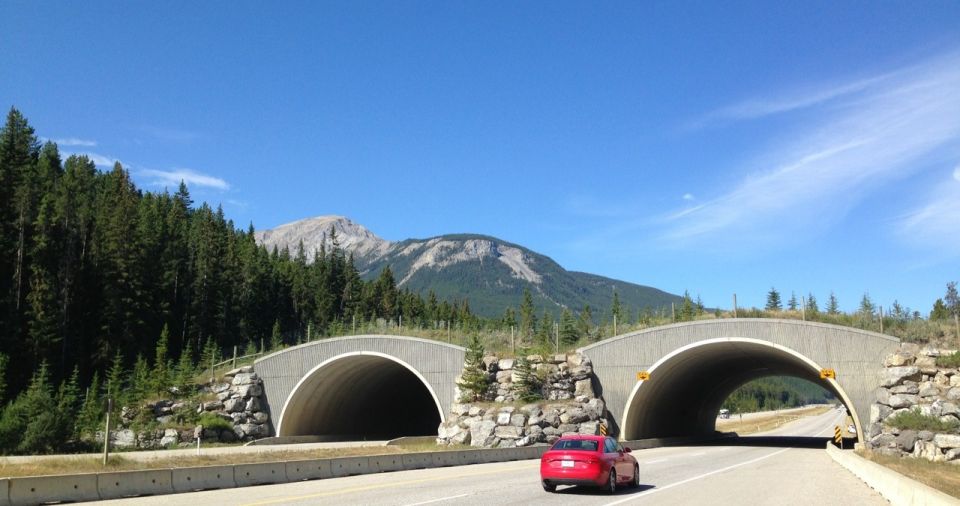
[886,408,960,433]
[936,351,960,368]
[197,412,234,432]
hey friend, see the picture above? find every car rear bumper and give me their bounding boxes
[541,469,606,487]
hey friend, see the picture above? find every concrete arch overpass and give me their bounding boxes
[579,319,900,441]
[254,335,465,440]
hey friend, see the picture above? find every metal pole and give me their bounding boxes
[733,293,738,318]
[613,314,617,336]
[879,307,884,334]
[102,397,113,465]
[232,346,237,368]
[801,296,806,321]
[399,315,403,330]
[671,303,676,322]
[555,322,559,353]
[511,326,515,355]
[308,322,311,341]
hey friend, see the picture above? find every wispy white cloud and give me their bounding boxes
[682,193,695,201]
[691,73,892,128]
[896,172,960,254]
[45,137,97,147]
[139,126,202,143]
[140,168,230,191]
[660,50,960,250]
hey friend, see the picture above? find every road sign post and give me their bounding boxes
[834,425,843,449]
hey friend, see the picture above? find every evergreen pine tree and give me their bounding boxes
[76,371,101,436]
[827,292,840,315]
[931,299,950,320]
[105,350,125,406]
[129,354,151,400]
[456,335,490,402]
[577,306,593,340]
[519,288,536,339]
[805,293,819,315]
[153,324,171,394]
[559,308,578,345]
[611,291,622,325]
[174,341,196,394]
[859,293,875,317]
[765,287,782,311]
[787,292,798,311]
[511,347,541,402]
[270,319,283,350]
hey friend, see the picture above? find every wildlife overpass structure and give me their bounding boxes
[255,319,899,441]
[579,319,899,440]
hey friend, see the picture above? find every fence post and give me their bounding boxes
[232,346,237,368]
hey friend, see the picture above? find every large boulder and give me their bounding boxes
[224,397,245,413]
[559,407,590,425]
[469,420,498,447]
[895,430,918,452]
[880,367,921,387]
[934,434,960,449]
[884,352,916,367]
[231,372,259,386]
[495,425,523,439]
[887,394,919,410]
[575,379,594,398]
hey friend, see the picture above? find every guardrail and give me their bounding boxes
[0,445,550,505]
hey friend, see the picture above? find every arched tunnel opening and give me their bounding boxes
[278,353,443,440]
[622,339,858,442]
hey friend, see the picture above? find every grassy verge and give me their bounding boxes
[857,450,960,499]
[716,406,832,435]
[0,442,473,478]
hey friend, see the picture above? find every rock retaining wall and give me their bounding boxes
[105,366,272,449]
[866,344,960,463]
[436,352,610,448]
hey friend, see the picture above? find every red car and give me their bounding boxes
[540,435,639,493]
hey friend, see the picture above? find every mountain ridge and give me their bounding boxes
[255,216,682,318]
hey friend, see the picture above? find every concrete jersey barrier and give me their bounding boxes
[7,472,100,505]
[0,442,605,504]
[172,465,236,492]
[825,443,960,506]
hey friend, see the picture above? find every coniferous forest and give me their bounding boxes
[0,108,476,429]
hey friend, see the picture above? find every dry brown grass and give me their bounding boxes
[0,442,472,478]
[716,406,832,435]
[858,450,960,499]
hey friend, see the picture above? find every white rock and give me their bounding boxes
[880,367,921,387]
[497,358,515,371]
[934,434,960,449]
[231,372,259,386]
[575,379,594,398]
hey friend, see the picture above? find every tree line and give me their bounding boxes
[0,107,480,413]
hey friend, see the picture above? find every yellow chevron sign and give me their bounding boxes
[637,371,650,381]
[820,369,836,380]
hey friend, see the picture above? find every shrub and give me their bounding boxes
[197,412,234,432]
[886,408,959,433]
[936,351,960,368]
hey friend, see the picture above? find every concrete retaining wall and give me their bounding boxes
[825,444,960,506]
[0,478,8,506]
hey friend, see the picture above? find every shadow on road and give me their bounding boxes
[695,436,836,449]
[553,484,655,496]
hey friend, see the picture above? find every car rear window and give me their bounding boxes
[552,439,599,451]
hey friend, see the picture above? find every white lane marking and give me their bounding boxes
[602,447,792,505]
[403,493,470,506]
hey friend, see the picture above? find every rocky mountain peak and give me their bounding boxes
[255,215,391,261]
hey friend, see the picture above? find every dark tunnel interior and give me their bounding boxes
[623,339,849,440]
[279,354,442,440]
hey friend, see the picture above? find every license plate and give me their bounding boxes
[561,460,574,468]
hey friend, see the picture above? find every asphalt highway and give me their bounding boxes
[99,409,886,506]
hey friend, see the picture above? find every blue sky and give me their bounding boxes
[2,1,959,313]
